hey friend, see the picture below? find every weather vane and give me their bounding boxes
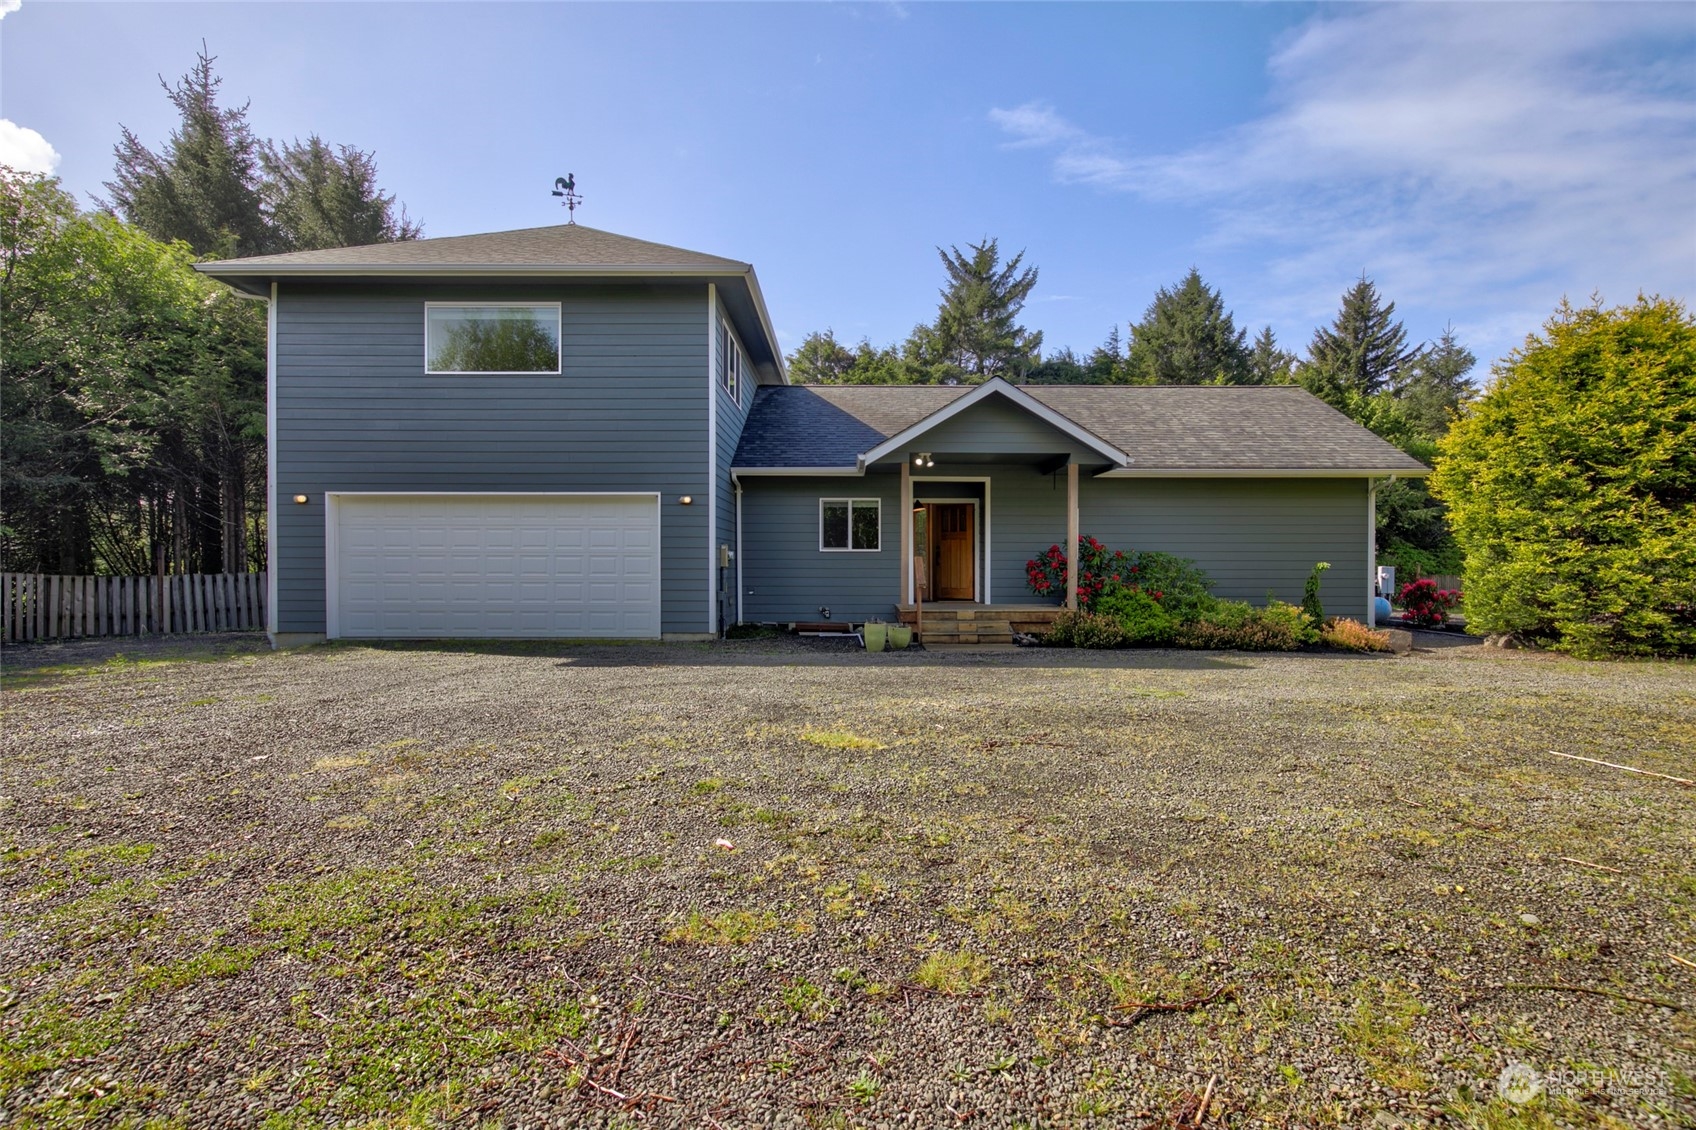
[552,175,582,224]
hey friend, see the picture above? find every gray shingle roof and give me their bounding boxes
[732,383,1430,473]
[197,224,748,271]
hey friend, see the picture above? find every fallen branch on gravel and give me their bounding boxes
[1559,856,1624,874]
[1547,750,1693,786]
[1496,982,1685,1011]
[1194,1074,1217,1126]
[1109,984,1236,1026]
[1669,952,1696,971]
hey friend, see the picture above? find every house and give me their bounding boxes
[199,224,1428,647]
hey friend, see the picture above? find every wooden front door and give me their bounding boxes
[931,503,975,600]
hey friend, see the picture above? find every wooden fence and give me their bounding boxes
[2,573,267,643]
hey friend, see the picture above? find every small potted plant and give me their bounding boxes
[888,622,912,650]
[863,620,888,652]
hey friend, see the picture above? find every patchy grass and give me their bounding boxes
[1,635,1690,1127]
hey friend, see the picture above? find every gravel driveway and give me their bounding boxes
[2,634,1692,1128]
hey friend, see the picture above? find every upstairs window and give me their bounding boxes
[426,303,561,374]
[719,321,742,400]
[820,498,880,552]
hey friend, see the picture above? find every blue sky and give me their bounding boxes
[4,1,1693,376]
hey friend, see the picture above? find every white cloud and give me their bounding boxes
[0,0,21,21]
[991,4,1696,360]
[0,120,61,175]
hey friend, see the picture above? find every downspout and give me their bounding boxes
[734,474,744,627]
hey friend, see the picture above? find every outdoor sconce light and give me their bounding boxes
[293,494,309,504]
[913,452,935,468]
[679,495,693,505]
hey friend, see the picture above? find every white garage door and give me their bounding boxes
[330,494,660,639]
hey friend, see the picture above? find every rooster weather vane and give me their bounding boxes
[552,175,583,224]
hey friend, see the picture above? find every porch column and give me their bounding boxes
[900,457,913,604]
[1065,461,1079,611]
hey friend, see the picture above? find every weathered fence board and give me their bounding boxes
[1,572,266,644]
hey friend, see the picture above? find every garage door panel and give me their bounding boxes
[333,495,661,639]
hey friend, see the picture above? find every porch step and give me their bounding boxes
[895,603,1063,647]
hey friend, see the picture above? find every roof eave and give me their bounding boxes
[1095,466,1431,478]
[855,377,1132,470]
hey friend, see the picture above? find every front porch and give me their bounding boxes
[893,601,1066,645]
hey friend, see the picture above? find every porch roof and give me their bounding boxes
[731,382,1430,476]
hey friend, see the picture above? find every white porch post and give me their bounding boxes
[1065,461,1079,611]
[900,457,913,604]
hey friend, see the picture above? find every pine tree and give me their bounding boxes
[1394,323,1476,435]
[1301,274,1423,402]
[1124,269,1251,385]
[787,330,856,383]
[1085,325,1126,383]
[929,239,1043,382]
[105,45,275,259]
[1247,325,1297,385]
[261,136,422,250]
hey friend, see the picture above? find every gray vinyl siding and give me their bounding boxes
[737,469,1369,622]
[714,298,756,629]
[1081,477,1370,620]
[738,476,902,623]
[895,398,1104,460]
[273,281,712,635]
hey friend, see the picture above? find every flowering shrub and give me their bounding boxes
[1041,610,1126,649]
[1025,536,1133,611]
[1398,578,1462,627]
[1095,586,1174,645]
[1321,617,1392,652]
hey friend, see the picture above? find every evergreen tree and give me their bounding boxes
[1394,323,1476,435]
[1085,325,1126,383]
[787,329,857,383]
[261,136,422,250]
[105,45,275,259]
[930,239,1043,382]
[1025,347,1086,384]
[1247,325,1297,385]
[1301,274,1423,403]
[1124,269,1251,385]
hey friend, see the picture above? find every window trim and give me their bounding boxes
[719,318,742,401]
[819,497,881,553]
[424,301,563,375]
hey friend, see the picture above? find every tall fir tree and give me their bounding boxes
[930,239,1043,382]
[1124,269,1251,385]
[105,45,275,259]
[1300,274,1423,405]
[787,329,857,383]
[1394,323,1476,436]
[261,136,422,250]
[1247,325,1297,385]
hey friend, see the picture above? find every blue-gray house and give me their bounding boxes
[200,224,1428,646]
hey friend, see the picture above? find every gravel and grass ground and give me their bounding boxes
[1,633,1692,1129]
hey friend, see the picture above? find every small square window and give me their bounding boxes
[820,498,880,552]
[426,304,561,374]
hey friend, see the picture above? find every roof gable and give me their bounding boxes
[197,224,747,271]
[857,379,1130,468]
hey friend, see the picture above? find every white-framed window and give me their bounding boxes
[718,320,741,400]
[820,498,880,552]
[425,303,562,374]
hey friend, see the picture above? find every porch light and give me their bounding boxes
[914,452,934,468]
[679,495,693,505]
[293,494,309,504]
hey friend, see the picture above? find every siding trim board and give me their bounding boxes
[267,282,278,637]
[707,284,718,635]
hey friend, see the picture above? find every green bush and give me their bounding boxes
[1095,586,1175,645]
[1431,296,1695,658]
[1042,610,1126,649]
[1301,561,1331,625]
[1173,599,1316,651]
[1126,551,1215,621]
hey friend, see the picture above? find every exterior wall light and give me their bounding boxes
[293,494,309,504]
[914,452,934,468]
[679,495,693,505]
